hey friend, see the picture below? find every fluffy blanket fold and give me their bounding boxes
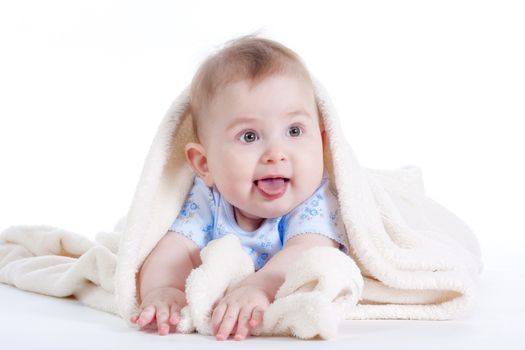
[0,78,482,339]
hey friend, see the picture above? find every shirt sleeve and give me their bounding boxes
[167,176,216,249]
[282,177,349,253]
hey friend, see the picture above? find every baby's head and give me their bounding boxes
[184,35,326,227]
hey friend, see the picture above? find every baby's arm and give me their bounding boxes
[211,233,339,340]
[131,232,201,335]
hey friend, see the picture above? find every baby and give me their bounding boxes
[130,35,349,340]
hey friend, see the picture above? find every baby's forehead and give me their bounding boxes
[215,76,316,108]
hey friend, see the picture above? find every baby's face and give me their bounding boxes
[190,73,325,222]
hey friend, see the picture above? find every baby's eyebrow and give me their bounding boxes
[286,108,311,119]
[226,108,311,131]
[226,116,258,131]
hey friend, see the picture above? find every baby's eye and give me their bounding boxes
[240,130,259,143]
[287,125,303,137]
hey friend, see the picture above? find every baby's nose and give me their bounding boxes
[261,145,286,163]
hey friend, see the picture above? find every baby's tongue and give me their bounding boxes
[256,178,286,195]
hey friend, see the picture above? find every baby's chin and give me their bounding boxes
[247,202,297,219]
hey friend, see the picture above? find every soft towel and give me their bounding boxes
[0,77,483,339]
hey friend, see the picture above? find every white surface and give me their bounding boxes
[1,252,523,349]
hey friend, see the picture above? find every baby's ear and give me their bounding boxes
[318,115,326,145]
[184,142,214,186]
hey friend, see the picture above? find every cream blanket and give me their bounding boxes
[0,78,483,339]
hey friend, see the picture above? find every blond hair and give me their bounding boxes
[189,34,315,142]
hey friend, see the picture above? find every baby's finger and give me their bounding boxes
[211,303,227,335]
[137,306,156,327]
[156,304,171,336]
[233,306,253,340]
[249,306,265,328]
[169,303,181,326]
[216,304,240,341]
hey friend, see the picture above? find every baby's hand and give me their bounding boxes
[211,284,270,341]
[130,287,187,336]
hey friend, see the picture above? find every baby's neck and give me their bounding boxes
[233,207,264,232]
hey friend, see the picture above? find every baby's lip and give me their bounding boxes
[253,175,290,184]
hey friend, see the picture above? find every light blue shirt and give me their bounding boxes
[168,172,349,271]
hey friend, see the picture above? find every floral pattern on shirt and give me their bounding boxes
[173,185,215,240]
[298,192,325,222]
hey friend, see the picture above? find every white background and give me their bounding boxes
[0,0,523,283]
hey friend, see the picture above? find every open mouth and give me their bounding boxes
[253,177,290,199]
[253,178,290,185]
